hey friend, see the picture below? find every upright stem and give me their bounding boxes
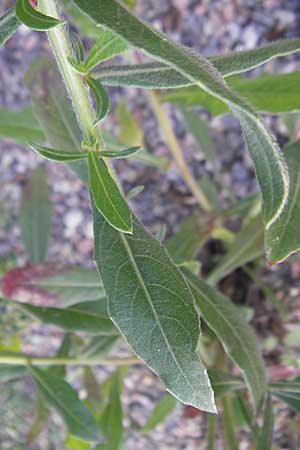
[147,91,212,212]
[39,0,102,144]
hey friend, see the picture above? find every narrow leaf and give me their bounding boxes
[29,143,88,162]
[74,0,289,229]
[142,394,177,433]
[86,77,110,125]
[99,146,141,159]
[28,365,102,442]
[94,39,300,88]
[256,395,274,450]
[19,166,52,264]
[88,150,132,233]
[92,202,216,412]
[0,8,20,47]
[183,269,267,412]
[266,141,300,263]
[270,378,300,412]
[83,335,119,357]
[18,301,117,335]
[69,31,85,64]
[181,108,215,162]
[208,369,245,398]
[207,217,264,286]
[26,394,49,446]
[85,28,128,72]
[15,0,63,31]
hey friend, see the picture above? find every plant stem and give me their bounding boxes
[147,90,212,212]
[39,0,102,145]
[0,353,140,367]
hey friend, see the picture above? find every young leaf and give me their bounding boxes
[207,217,264,286]
[94,39,300,88]
[69,31,85,64]
[74,0,289,230]
[0,8,20,47]
[97,370,124,450]
[99,146,141,159]
[28,365,102,442]
[86,77,110,125]
[256,395,274,450]
[85,28,128,72]
[164,73,300,116]
[88,150,132,233]
[19,165,52,264]
[183,269,267,412]
[92,202,216,413]
[2,264,106,308]
[29,143,88,162]
[18,301,117,335]
[142,394,177,433]
[15,0,63,31]
[0,107,45,144]
[266,141,300,263]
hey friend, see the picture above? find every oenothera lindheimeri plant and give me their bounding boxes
[1,0,300,448]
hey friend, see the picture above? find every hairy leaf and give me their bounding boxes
[207,217,264,286]
[19,166,52,264]
[28,365,101,442]
[266,141,300,263]
[86,77,110,125]
[92,202,216,412]
[88,151,132,233]
[15,0,63,30]
[94,38,300,88]
[183,269,267,412]
[99,146,141,159]
[29,143,88,162]
[142,394,177,433]
[0,8,20,47]
[164,73,300,116]
[74,0,289,230]
[85,28,128,71]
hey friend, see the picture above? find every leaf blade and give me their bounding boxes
[0,8,20,47]
[15,0,63,31]
[86,77,110,125]
[29,143,88,162]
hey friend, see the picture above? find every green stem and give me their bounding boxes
[0,353,140,367]
[207,413,217,450]
[39,0,102,145]
[147,90,212,212]
[221,395,239,450]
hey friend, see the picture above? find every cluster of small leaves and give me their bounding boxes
[1,0,300,448]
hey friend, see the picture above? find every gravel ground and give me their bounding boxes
[1,0,300,449]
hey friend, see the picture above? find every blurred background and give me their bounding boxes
[0,0,300,449]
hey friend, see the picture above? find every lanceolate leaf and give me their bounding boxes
[183,269,267,412]
[69,31,85,64]
[18,301,117,335]
[15,0,63,31]
[88,151,132,233]
[92,202,216,412]
[85,28,128,72]
[164,73,300,116]
[207,217,264,286]
[0,8,20,47]
[270,378,300,412]
[266,141,300,263]
[19,166,52,264]
[142,394,177,433]
[99,146,141,159]
[256,395,274,450]
[28,365,102,442]
[74,0,289,230]
[94,38,300,88]
[86,77,110,125]
[29,143,88,162]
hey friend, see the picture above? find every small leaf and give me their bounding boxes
[28,365,102,442]
[88,150,132,233]
[92,202,216,412]
[85,28,128,72]
[208,369,245,398]
[142,394,177,433]
[29,143,88,162]
[256,395,274,450]
[0,8,20,47]
[86,77,110,126]
[99,146,141,159]
[266,141,300,263]
[126,185,144,200]
[19,165,52,264]
[83,335,119,358]
[270,378,300,412]
[181,108,215,162]
[69,31,85,64]
[207,217,264,286]
[18,301,117,335]
[183,268,267,412]
[15,0,63,31]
